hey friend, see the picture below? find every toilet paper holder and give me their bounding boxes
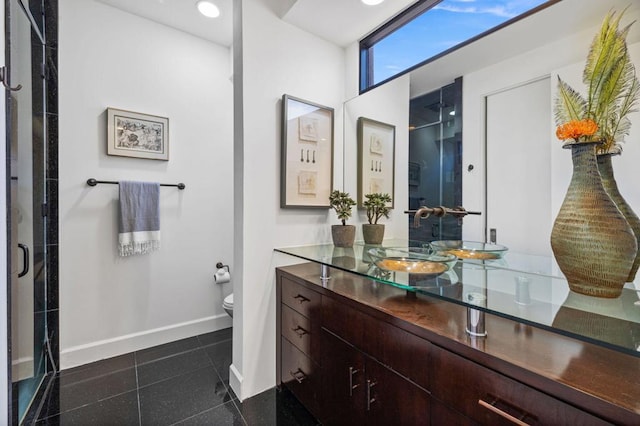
[214,262,231,284]
[216,262,230,274]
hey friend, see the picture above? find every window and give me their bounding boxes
[360,0,555,92]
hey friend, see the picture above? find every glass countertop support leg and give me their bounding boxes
[320,263,331,283]
[466,307,487,337]
[466,292,488,337]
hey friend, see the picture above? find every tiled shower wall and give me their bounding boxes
[15,0,58,423]
[43,0,59,373]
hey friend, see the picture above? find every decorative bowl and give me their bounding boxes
[367,247,456,277]
[429,240,508,260]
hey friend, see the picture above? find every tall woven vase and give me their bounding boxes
[597,153,640,282]
[550,141,637,298]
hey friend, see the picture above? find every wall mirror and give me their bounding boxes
[344,0,640,282]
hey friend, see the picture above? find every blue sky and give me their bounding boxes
[372,0,549,84]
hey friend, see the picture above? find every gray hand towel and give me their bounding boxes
[118,181,161,256]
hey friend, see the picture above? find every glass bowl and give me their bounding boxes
[429,240,508,260]
[367,247,457,277]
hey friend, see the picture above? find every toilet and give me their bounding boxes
[223,293,234,318]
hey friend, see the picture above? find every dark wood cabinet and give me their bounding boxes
[277,274,322,418]
[430,345,608,425]
[320,329,430,425]
[364,353,430,425]
[276,264,640,425]
[280,337,320,415]
[320,329,366,425]
[322,293,430,389]
[431,398,477,426]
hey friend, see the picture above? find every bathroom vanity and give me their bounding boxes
[275,243,640,425]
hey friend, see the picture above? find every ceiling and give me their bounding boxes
[281,0,417,47]
[96,0,415,48]
[93,0,640,95]
[96,0,234,46]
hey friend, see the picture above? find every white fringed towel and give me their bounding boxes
[118,181,160,256]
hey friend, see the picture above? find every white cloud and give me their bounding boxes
[433,4,517,18]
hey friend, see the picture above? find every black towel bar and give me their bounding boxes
[86,178,185,190]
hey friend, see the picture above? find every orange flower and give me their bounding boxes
[556,119,598,141]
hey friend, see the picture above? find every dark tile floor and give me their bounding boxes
[32,328,319,425]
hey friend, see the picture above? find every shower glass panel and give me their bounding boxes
[408,80,463,243]
[9,0,49,422]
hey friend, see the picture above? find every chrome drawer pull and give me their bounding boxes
[366,379,377,411]
[292,325,309,337]
[293,294,311,304]
[348,367,360,396]
[290,368,307,384]
[478,399,530,426]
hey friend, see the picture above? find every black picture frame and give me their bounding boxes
[357,117,395,208]
[280,94,334,208]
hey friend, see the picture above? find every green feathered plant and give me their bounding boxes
[554,8,640,153]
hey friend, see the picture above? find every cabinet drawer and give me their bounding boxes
[282,304,313,356]
[431,345,608,425]
[431,398,477,426]
[281,276,321,317]
[281,337,320,417]
[323,295,430,390]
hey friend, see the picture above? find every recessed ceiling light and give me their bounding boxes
[362,0,385,5]
[196,0,220,18]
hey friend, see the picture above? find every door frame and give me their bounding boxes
[2,0,11,422]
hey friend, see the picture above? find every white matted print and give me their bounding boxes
[107,108,169,160]
[369,133,383,154]
[281,95,334,208]
[357,117,395,208]
[298,171,318,195]
[299,117,319,142]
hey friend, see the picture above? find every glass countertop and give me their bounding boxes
[275,240,640,357]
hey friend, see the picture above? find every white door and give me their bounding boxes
[486,77,551,257]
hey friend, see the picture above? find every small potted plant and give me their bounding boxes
[329,190,357,248]
[362,193,392,244]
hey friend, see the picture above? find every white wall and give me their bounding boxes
[58,0,233,368]
[344,75,410,241]
[233,0,345,400]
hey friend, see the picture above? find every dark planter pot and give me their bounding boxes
[362,224,385,245]
[331,225,356,248]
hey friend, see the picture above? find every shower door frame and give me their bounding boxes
[5,0,58,423]
[1,0,8,422]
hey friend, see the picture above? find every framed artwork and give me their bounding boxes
[107,108,169,160]
[357,117,395,207]
[281,94,334,208]
[408,162,421,187]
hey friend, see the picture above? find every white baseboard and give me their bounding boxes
[60,314,232,370]
[11,356,34,382]
[229,363,243,401]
